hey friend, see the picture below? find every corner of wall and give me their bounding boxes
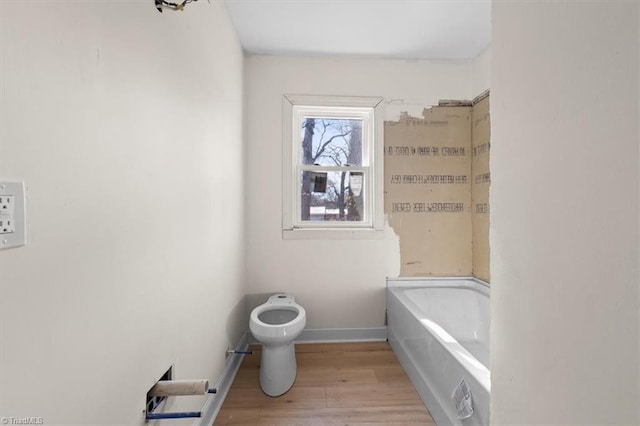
[472,44,491,97]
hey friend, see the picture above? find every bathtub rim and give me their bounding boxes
[386,275,490,288]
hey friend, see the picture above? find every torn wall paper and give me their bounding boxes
[471,95,490,282]
[384,106,472,277]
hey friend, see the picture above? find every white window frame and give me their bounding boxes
[282,95,384,239]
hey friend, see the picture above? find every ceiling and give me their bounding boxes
[224,0,491,60]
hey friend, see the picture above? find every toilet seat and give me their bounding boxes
[250,294,306,343]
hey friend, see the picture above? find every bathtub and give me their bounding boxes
[387,278,490,426]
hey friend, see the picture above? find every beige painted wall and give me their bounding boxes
[0,2,245,424]
[491,1,639,424]
[245,55,476,329]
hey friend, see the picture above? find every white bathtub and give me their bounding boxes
[387,278,490,426]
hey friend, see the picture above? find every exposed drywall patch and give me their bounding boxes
[384,106,472,276]
[471,95,491,282]
[384,98,440,122]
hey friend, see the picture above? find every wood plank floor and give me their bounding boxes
[214,342,435,425]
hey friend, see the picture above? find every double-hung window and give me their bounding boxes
[282,95,384,237]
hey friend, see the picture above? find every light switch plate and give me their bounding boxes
[0,182,26,249]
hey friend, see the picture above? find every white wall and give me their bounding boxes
[0,2,245,424]
[472,45,491,96]
[245,55,475,329]
[491,2,639,424]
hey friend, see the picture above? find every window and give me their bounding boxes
[282,95,384,237]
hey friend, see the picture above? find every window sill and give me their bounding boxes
[282,228,386,240]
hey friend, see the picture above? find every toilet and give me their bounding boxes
[249,293,306,397]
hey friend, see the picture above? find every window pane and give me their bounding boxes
[300,118,362,166]
[300,170,365,222]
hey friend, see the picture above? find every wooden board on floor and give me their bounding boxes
[214,342,435,426]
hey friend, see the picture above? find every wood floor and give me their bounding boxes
[214,342,435,425]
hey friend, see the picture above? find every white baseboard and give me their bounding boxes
[195,332,250,426]
[247,327,388,344]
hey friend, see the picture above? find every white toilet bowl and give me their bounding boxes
[249,294,306,397]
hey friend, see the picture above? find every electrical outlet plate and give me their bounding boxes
[0,195,16,233]
[0,182,26,249]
